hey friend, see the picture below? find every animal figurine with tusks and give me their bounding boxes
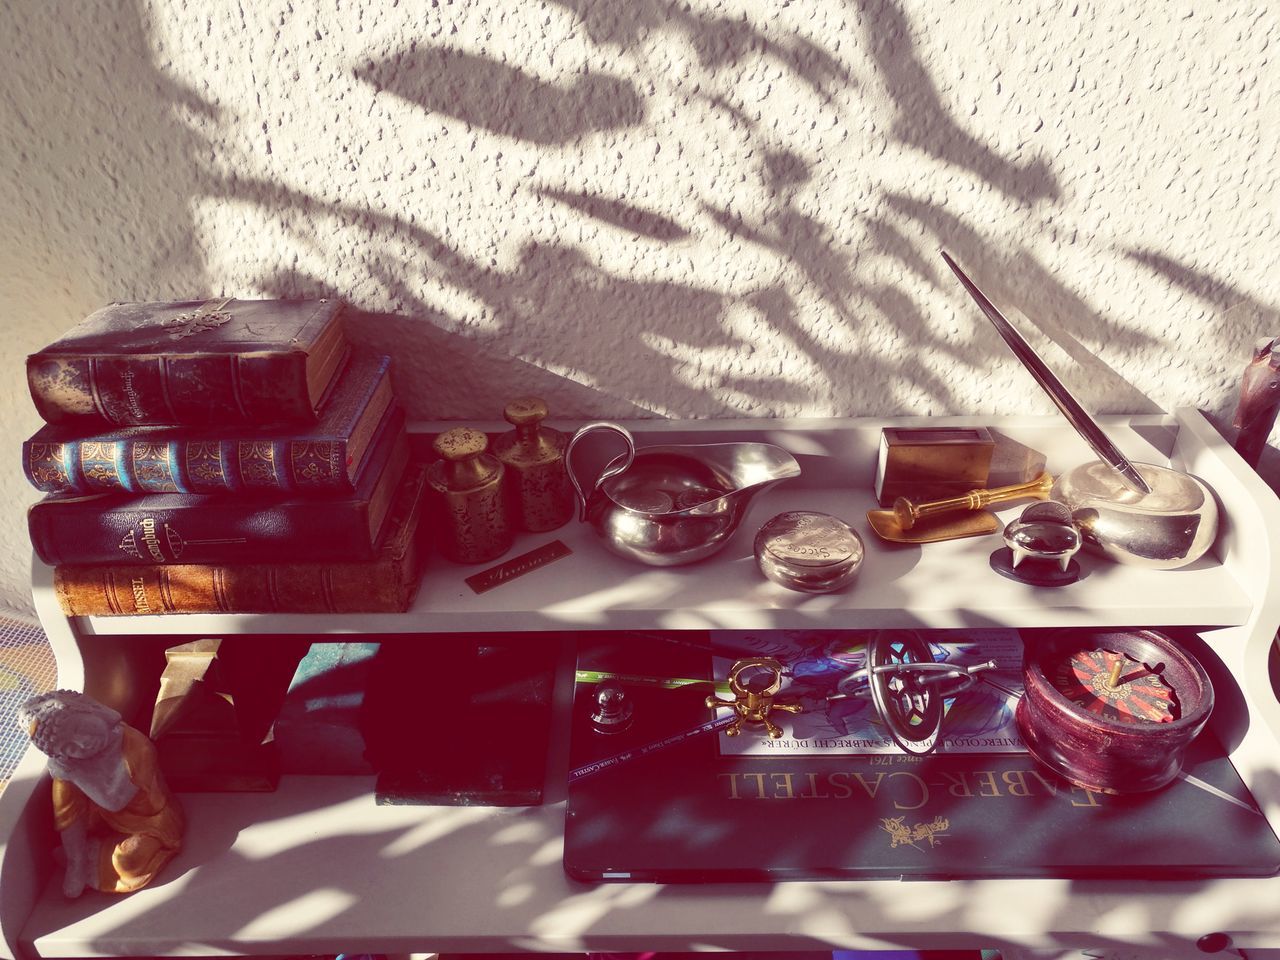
[1233,336,1280,470]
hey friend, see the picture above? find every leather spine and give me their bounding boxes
[29,494,381,566]
[25,440,78,492]
[25,431,356,495]
[51,465,429,615]
[54,560,415,615]
[28,416,407,566]
[29,348,315,427]
[131,441,183,493]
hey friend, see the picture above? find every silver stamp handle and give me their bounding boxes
[565,422,636,521]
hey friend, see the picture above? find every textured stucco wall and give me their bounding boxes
[1,0,1278,618]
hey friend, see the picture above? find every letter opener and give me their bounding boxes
[941,251,1151,495]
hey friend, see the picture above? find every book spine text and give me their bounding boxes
[29,496,379,566]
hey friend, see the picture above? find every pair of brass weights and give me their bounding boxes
[708,636,995,754]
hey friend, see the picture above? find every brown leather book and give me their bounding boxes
[27,298,348,427]
[52,465,429,615]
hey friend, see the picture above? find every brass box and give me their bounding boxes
[874,426,995,506]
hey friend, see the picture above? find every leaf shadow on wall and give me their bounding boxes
[216,175,746,417]
[545,0,854,102]
[1127,247,1280,485]
[301,1,1154,419]
[887,193,1167,416]
[355,47,645,145]
[537,188,691,243]
[855,0,1059,204]
[0,0,213,355]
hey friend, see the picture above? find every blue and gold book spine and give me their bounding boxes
[25,440,80,493]
[130,441,184,492]
[23,352,392,496]
[81,440,136,491]
[28,411,408,567]
[28,437,301,494]
[183,440,237,493]
[236,440,290,491]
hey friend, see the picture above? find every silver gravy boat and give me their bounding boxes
[565,423,802,566]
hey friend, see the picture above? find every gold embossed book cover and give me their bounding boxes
[27,298,347,427]
[564,631,1280,882]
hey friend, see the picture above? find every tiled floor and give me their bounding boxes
[0,614,58,791]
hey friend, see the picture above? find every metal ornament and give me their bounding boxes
[589,681,635,734]
[864,632,995,755]
[564,422,801,566]
[866,473,1053,543]
[707,640,998,754]
[867,632,944,754]
[705,657,803,739]
[865,509,1001,544]
[1050,461,1219,570]
[492,396,575,532]
[426,427,514,564]
[1002,501,1082,571]
[754,511,864,593]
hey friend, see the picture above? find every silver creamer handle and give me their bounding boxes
[565,422,636,522]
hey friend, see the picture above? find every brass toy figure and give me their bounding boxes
[705,657,803,739]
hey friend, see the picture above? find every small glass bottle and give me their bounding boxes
[427,427,513,563]
[492,397,574,532]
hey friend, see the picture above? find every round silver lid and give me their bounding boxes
[757,511,862,568]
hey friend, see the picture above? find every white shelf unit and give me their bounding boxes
[3,409,1280,960]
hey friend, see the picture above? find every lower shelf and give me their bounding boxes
[19,773,1280,958]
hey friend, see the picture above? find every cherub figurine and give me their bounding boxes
[18,690,184,897]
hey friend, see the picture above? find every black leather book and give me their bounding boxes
[26,298,347,427]
[564,633,1280,882]
[28,409,407,567]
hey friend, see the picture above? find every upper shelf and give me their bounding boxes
[58,411,1259,637]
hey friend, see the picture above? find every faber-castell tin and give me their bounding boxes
[753,511,864,593]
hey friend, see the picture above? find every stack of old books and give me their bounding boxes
[23,297,428,616]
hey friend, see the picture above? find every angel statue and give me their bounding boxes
[18,690,184,896]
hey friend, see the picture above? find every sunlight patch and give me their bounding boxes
[490,820,548,846]
[379,808,493,858]
[496,882,535,908]
[235,888,358,939]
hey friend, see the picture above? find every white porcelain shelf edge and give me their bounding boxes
[73,413,1251,637]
